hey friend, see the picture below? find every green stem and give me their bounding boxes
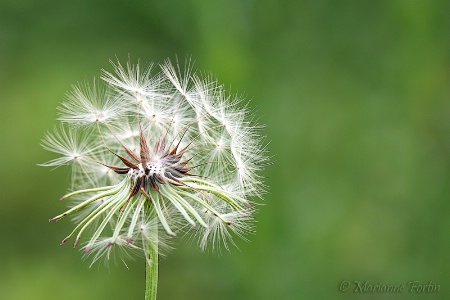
[145,224,158,300]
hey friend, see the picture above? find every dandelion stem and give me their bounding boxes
[145,221,158,300]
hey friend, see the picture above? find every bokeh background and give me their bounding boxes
[1,1,449,299]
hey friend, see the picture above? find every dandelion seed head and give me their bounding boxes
[42,58,268,265]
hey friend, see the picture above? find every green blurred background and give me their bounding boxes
[1,1,449,299]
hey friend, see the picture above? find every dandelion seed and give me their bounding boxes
[41,59,268,275]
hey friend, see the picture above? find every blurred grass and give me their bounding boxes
[0,1,449,299]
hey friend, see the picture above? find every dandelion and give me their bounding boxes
[41,58,268,299]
